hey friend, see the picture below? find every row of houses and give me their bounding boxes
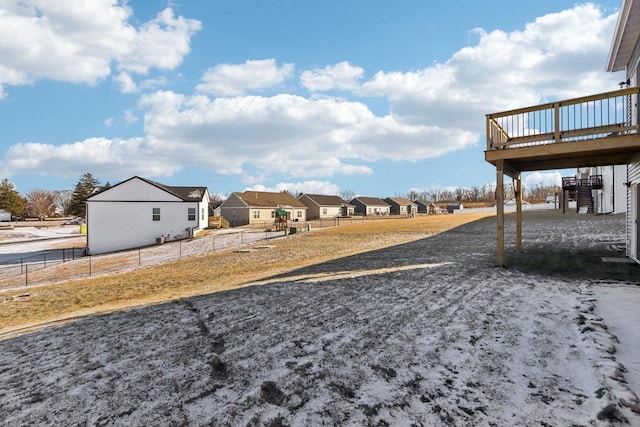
[214,192,428,227]
[84,176,438,255]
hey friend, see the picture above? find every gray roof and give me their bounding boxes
[90,176,208,202]
[300,194,354,207]
[351,197,390,206]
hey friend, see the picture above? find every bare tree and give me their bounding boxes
[52,189,73,216]
[26,189,55,220]
[340,189,356,202]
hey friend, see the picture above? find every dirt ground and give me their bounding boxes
[0,211,639,426]
[0,212,491,336]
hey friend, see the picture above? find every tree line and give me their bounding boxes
[403,183,561,204]
[0,172,103,220]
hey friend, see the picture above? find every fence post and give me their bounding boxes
[25,264,28,287]
[89,256,92,277]
[139,248,141,267]
[44,253,47,268]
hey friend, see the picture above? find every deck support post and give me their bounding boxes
[496,160,505,267]
[515,173,522,252]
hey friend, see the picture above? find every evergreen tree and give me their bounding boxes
[68,173,101,218]
[0,179,27,217]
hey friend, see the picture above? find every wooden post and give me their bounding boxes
[496,160,505,267]
[515,173,522,252]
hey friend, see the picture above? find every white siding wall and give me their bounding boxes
[87,201,201,254]
[627,155,640,261]
[595,165,627,214]
[319,206,341,218]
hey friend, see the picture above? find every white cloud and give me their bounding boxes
[137,90,473,179]
[244,180,341,195]
[196,59,295,96]
[523,171,562,189]
[358,4,620,130]
[114,72,138,94]
[123,109,138,124]
[104,117,113,127]
[0,4,622,190]
[0,2,200,96]
[0,137,181,180]
[117,8,201,74]
[301,61,364,92]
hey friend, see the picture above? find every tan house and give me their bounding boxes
[218,191,307,227]
[298,194,355,219]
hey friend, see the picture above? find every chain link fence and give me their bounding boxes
[0,214,418,290]
[0,229,289,289]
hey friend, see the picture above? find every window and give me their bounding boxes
[152,208,160,221]
[322,208,327,215]
[253,210,260,219]
[188,208,196,221]
[297,210,302,218]
[271,211,275,218]
[201,208,205,220]
[232,210,236,218]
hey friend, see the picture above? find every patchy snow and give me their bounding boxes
[593,284,640,400]
[0,212,638,426]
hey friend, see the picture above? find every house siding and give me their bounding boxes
[627,154,640,261]
[87,201,201,254]
[219,192,307,226]
[86,177,210,255]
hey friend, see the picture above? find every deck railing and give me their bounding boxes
[486,87,640,150]
[561,175,603,190]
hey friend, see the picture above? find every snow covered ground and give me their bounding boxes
[0,212,638,426]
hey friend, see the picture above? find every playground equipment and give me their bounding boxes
[272,209,288,232]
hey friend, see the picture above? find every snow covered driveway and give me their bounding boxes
[0,213,638,426]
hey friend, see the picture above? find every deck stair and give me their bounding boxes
[576,185,594,213]
[562,175,601,214]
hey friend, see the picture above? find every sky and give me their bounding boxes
[0,0,626,199]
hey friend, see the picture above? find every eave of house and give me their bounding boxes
[607,0,640,72]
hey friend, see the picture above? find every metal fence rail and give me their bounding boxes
[0,230,284,289]
[0,214,419,290]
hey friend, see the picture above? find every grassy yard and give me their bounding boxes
[0,212,493,338]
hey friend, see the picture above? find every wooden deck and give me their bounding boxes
[484,86,640,266]
[485,86,640,177]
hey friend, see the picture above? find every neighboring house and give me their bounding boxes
[218,191,307,227]
[298,194,355,219]
[384,197,418,215]
[413,200,432,214]
[607,0,640,262]
[577,166,627,214]
[350,197,391,216]
[0,209,11,222]
[85,176,211,255]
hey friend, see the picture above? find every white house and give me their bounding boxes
[85,176,211,255]
[577,166,627,214]
[607,0,640,262]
